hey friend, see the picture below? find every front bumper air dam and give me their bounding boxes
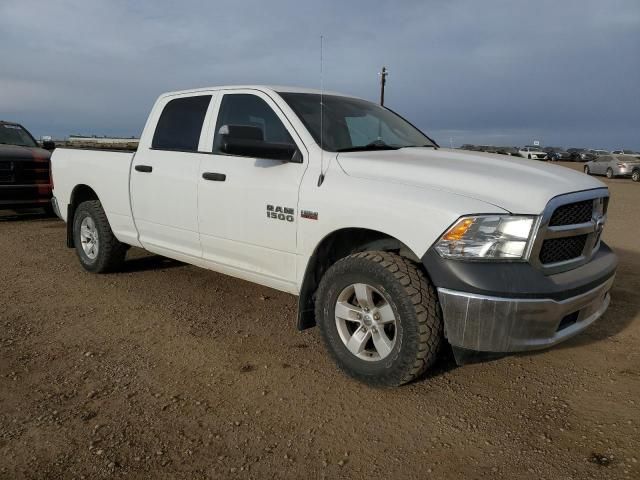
[437,275,614,353]
[422,241,617,359]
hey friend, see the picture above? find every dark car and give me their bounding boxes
[459,144,483,152]
[495,146,519,156]
[543,147,571,161]
[0,121,54,212]
[566,148,595,162]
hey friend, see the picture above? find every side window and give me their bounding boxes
[213,94,294,153]
[152,95,211,151]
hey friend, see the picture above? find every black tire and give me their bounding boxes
[527,154,532,159]
[73,200,127,273]
[315,251,443,387]
[606,168,614,179]
[584,166,590,175]
[632,170,640,182]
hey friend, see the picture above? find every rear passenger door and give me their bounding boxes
[131,93,213,258]
[197,90,307,292]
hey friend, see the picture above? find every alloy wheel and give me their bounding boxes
[80,216,99,260]
[334,283,397,361]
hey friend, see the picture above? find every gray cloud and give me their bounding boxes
[1,0,639,149]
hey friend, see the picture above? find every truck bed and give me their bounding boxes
[51,147,140,246]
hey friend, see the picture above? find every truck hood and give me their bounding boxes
[336,148,606,214]
[0,144,51,161]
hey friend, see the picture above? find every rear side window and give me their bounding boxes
[152,95,211,151]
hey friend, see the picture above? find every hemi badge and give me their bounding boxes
[301,210,318,220]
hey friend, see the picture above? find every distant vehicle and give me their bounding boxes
[612,149,640,155]
[567,148,595,162]
[518,146,548,160]
[478,145,501,154]
[0,121,54,213]
[495,146,519,156]
[543,147,570,161]
[459,144,481,152]
[584,154,640,179]
[590,149,610,157]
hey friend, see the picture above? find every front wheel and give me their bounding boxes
[315,251,443,387]
[584,166,590,175]
[73,200,127,273]
[606,168,614,179]
[632,170,640,182]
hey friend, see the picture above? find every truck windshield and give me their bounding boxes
[0,124,38,148]
[279,92,435,152]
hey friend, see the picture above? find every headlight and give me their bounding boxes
[435,215,536,261]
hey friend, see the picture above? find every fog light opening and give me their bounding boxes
[557,311,579,332]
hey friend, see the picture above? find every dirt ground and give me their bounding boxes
[1,162,638,479]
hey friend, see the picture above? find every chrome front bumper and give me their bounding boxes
[438,275,614,352]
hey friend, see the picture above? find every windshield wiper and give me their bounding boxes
[336,140,400,153]
[400,144,438,149]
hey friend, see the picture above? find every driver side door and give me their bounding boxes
[196,90,308,292]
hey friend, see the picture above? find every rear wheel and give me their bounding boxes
[632,170,640,182]
[606,168,614,179]
[315,251,443,387]
[73,200,127,273]
[527,154,532,159]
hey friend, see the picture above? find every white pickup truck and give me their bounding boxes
[51,85,617,386]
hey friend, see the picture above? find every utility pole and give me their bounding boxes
[379,66,388,106]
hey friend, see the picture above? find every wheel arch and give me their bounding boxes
[66,184,100,248]
[297,227,422,330]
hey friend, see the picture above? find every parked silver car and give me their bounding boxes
[584,154,640,179]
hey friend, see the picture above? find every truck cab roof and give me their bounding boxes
[158,85,358,100]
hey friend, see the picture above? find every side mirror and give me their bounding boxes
[42,140,56,151]
[218,124,297,162]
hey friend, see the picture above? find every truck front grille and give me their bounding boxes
[549,200,594,226]
[0,161,14,183]
[531,189,609,274]
[0,159,50,185]
[539,235,588,264]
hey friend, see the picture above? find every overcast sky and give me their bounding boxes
[1,0,639,149]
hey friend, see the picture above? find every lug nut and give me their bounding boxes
[373,313,380,321]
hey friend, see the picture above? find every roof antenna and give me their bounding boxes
[317,35,326,187]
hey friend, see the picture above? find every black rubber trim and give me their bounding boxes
[422,241,617,301]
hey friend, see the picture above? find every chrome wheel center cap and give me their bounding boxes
[363,314,373,326]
